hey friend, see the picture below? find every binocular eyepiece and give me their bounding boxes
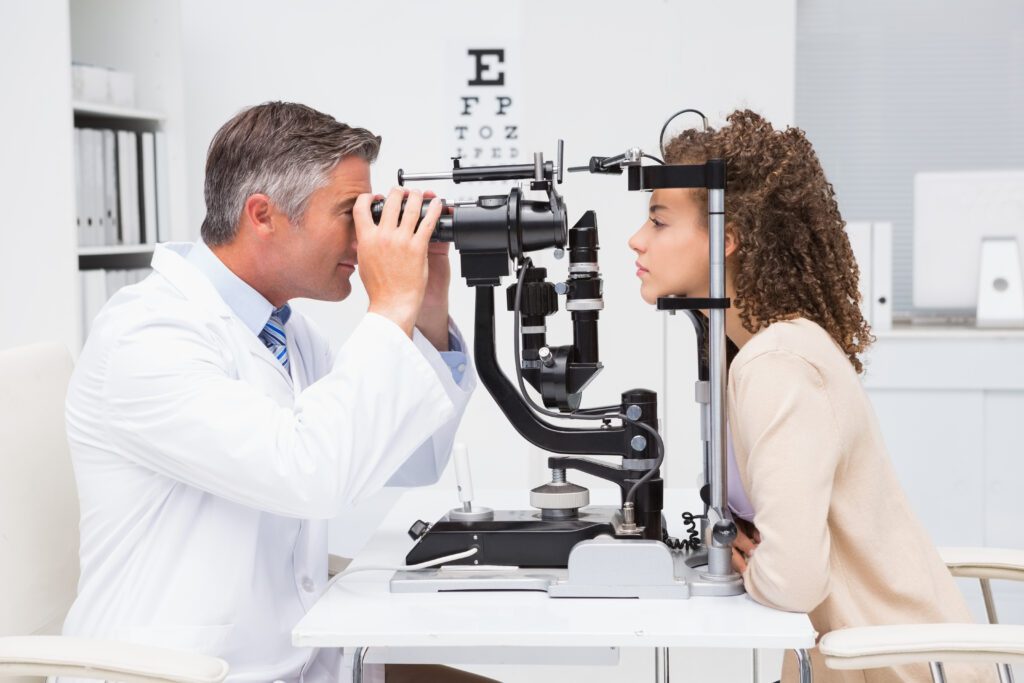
[369,190,568,261]
[369,198,455,242]
[371,144,568,286]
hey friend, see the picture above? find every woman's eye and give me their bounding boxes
[651,218,666,229]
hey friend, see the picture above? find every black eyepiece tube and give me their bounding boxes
[565,211,603,366]
[369,198,454,242]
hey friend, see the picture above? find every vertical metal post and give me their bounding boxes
[351,646,366,683]
[752,648,760,683]
[654,647,670,682]
[929,662,947,683]
[706,183,731,577]
[981,579,1014,682]
[661,314,670,482]
[795,649,813,683]
[981,578,1000,624]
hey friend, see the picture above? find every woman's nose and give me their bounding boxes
[628,227,645,254]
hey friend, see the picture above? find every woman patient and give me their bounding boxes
[628,109,993,683]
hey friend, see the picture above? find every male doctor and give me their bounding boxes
[62,102,493,683]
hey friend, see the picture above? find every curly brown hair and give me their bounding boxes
[663,109,874,373]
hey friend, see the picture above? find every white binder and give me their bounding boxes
[141,132,157,244]
[117,131,139,245]
[102,130,119,246]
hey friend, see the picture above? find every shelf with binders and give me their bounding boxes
[66,0,188,350]
[73,111,169,255]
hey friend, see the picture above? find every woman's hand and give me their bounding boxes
[731,518,761,574]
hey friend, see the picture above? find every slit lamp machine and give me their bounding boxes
[370,110,743,600]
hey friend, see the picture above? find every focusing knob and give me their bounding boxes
[699,484,711,507]
[507,279,559,316]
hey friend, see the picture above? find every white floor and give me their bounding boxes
[460,647,1024,682]
[461,647,785,682]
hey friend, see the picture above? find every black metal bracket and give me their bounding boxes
[656,297,731,311]
[627,159,726,191]
[474,286,627,455]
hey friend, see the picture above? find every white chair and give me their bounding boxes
[820,546,1024,682]
[0,342,229,683]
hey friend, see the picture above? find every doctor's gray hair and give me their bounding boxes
[201,101,381,246]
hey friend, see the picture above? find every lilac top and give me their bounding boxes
[727,422,755,522]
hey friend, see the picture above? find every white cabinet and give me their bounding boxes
[863,328,1024,624]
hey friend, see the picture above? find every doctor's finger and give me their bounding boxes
[378,187,406,230]
[414,198,442,247]
[399,190,424,235]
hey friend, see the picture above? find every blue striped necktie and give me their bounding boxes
[259,305,291,372]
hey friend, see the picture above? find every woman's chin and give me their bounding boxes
[639,284,657,306]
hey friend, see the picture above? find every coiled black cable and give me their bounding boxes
[663,512,704,551]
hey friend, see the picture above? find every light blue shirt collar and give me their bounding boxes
[185,239,286,336]
[184,239,465,383]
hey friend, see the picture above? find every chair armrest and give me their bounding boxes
[939,547,1024,582]
[0,635,229,683]
[328,553,352,578]
[820,624,1024,670]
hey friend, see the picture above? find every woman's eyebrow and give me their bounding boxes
[649,204,669,213]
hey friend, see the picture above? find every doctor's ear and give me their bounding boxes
[242,193,276,238]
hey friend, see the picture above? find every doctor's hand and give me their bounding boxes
[416,202,453,351]
[354,188,441,338]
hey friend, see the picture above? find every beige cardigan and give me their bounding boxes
[727,318,995,683]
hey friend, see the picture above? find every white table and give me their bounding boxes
[293,488,817,682]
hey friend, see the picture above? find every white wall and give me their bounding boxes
[177,0,796,493]
[1,1,79,352]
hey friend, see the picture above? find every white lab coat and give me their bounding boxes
[60,243,475,682]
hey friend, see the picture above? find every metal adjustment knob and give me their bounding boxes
[530,480,590,518]
[712,520,737,546]
[537,346,555,367]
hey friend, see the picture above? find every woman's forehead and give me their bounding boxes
[649,188,697,212]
